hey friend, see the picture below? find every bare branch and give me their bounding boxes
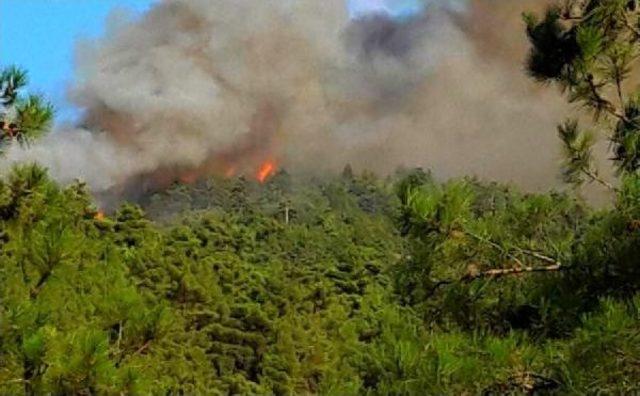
[428,261,565,295]
[133,340,151,356]
[517,249,561,265]
[581,168,618,192]
[426,230,565,294]
[461,262,563,281]
[1,379,30,384]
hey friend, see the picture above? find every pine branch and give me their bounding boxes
[463,229,525,267]
[133,340,151,356]
[116,321,123,352]
[428,260,565,295]
[585,75,628,122]
[29,270,52,299]
[1,378,30,384]
[463,229,562,267]
[581,167,618,192]
[426,229,565,294]
[516,248,561,265]
[616,349,640,366]
[461,262,563,281]
[614,65,625,108]
[622,12,640,40]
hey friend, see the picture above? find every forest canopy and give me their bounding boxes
[1,162,639,394]
[2,0,640,394]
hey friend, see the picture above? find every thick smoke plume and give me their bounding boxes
[1,0,566,199]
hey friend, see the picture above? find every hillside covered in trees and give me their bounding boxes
[2,0,640,394]
[1,165,640,394]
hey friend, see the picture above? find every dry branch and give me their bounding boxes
[461,262,563,281]
[427,229,565,294]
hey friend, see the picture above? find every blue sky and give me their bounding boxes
[0,0,157,121]
[347,0,424,18]
[0,0,423,122]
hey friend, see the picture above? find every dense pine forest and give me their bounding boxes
[3,0,640,394]
[2,163,640,394]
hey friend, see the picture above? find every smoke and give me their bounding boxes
[1,0,567,198]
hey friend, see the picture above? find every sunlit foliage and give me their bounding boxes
[0,165,638,394]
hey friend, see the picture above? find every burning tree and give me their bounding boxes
[525,0,640,189]
[0,66,53,149]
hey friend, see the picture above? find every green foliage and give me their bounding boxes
[524,6,580,83]
[14,95,54,144]
[0,66,53,148]
[557,119,597,185]
[396,175,587,336]
[0,165,639,394]
[526,0,640,180]
[0,66,28,106]
[613,93,640,172]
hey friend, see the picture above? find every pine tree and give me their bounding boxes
[0,66,53,148]
[525,0,640,186]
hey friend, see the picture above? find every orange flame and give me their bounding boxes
[94,210,105,221]
[224,165,237,178]
[179,171,198,184]
[256,160,276,183]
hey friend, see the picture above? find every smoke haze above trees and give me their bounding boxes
[0,0,566,200]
